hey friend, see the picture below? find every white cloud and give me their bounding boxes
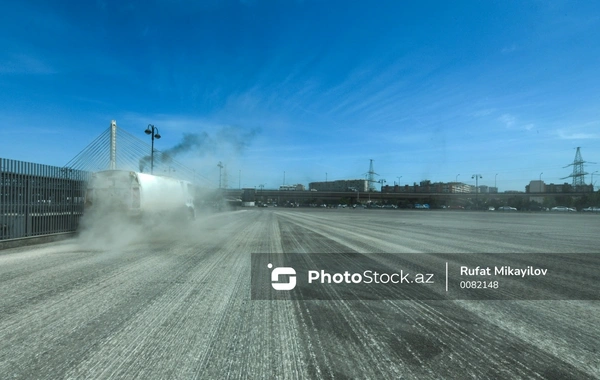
[499,113,516,128]
[554,120,600,140]
[556,130,600,140]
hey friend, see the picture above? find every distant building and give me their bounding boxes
[241,188,256,201]
[309,179,368,192]
[527,180,545,193]
[449,182,472,193]
[544,183,569,193]
[280,184,306,191]
[382,181,472,193]
[529,182,593,193]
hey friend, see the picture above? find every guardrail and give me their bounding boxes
[1,158,90,241]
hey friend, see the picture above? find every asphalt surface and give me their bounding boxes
[0,208,598,379]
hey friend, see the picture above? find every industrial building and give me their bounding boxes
[526,181,593,193]
[382,181,475,194]
[279,184,306,191]
[309,179,368,192]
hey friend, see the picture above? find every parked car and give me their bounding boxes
[497,206,517,211]
[550,206,576,212]
[527,205,548,211]
[582,207,600,212]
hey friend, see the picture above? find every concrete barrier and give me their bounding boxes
[0,232,76,251]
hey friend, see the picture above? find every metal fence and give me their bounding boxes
[0,158,90,240]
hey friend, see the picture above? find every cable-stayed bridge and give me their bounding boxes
[64,121,213,187]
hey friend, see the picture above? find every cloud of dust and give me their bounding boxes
[75,200,238,253]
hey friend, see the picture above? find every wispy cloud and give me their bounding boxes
[553,120,600,140]
[119,113,214,133]
[471,108,496,117]
[501,44,517,54]
[499,113,516,128]
[556,130,600,140]
[0,54,56,74]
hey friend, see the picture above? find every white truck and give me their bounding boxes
[84,170,195,220]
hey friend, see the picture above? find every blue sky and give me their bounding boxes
[1,1,599,191]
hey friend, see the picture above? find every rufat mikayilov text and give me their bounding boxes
[308,270,435,284]
[460,266,548,278]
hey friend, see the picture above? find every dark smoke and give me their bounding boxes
[139,156,150,172]
[166,132,212,156]
[163,126,261,158]
[139,153,174,173]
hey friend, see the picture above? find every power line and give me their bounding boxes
[561,147,596,189]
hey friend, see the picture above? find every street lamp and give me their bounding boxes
[259,184,264,204]
[217,161,223,189]
[144,124,161,174]
[592,171,599,191]
[495,173,498,190]
[539,172,543,181]
[456,174,460,182]
[472,174,482,209]
[349,186,360,203]
[377,179,386,205]
[397,176,402,186]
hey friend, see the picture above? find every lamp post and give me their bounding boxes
[397,176,402,186]
[217,161,223,189]
[144,124,161,174]
[454,174,460,194]
[495,173,498,190]
[378,179,386,206]
[539,172,543,181]
[592,171,599,191]
[259,184,264,203]
[349,187,359,203]
[472,174,482,209]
